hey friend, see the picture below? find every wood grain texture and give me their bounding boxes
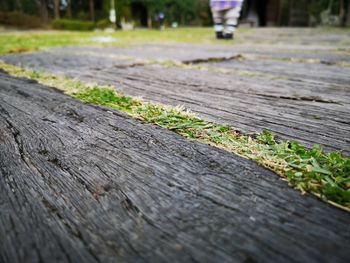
[5,48,348,154]
[3,35,349,155]
[1,71,350,263]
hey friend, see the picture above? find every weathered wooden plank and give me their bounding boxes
[3,47,350,154]
[1,72,349,263]
[28,44,350,62]
[47,64,350,153]
[206,58,350,86]
[239,28,350,44]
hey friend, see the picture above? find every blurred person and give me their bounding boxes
[210,0,245,39]
[156,11,165,30]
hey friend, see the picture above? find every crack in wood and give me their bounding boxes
[254,93,341,104]
[113,62,147,69]
[182,54,245,65]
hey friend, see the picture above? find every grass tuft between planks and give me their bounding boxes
[1,60,349,211]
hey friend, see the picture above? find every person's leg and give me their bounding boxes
[224,4,244,39]
[212,9,225,39]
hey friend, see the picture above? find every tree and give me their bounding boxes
[35,0,48,23]
[89,0,95,21]
[163,0,197,25]
[14,0,22,11]
[347,0,350,25]
[54,0,60,20]
[66,0,72,18]
[339,0,345,24]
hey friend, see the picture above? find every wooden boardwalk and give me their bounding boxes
[1,28,350,262]
[3,30,350,154]
[1,71,350,263]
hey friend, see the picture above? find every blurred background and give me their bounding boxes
[0,0,349,31]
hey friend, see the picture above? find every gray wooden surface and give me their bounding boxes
[3,39,349,154]
[1,71,350,263]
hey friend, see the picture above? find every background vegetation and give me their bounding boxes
[0,0,349,30]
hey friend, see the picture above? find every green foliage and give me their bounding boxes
[164,0,197,25]
[255,135,350,206]
[0,31,91,55]
[257,130,276,145]
[282,143,350,205]
[0,11,42,28]
[76,11,90,21]
[0,0,349,27]
[0,29,216,56]
[0,0,41,16]
[113,0,205,26]
[51,19,95,31]
[135,103,209,137]
[96,19,112,29]
[309,0,344,16]
[115,0,132,23]
[197,0,213,26]
[73,87,139,112]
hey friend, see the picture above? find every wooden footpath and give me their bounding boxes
[1,28,350,262]
[3,39,350,154]
[1,71,350,263]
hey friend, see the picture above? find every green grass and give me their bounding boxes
[1,61,349,211]
[1,27,349,56]
[0,28,229,55]
[74,87,140,112]
[0,31,89,55]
